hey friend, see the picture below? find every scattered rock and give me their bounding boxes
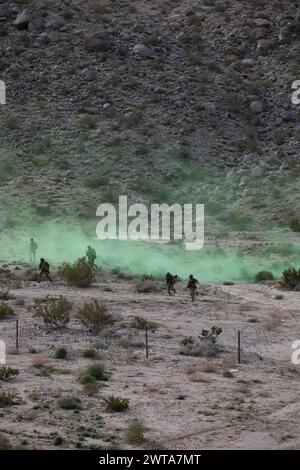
[14,8,44,32]
[254,28,268,40]
[250,101,264,114]
[85,30,113,52]
[133,43,154,58]
[256,39,275,51]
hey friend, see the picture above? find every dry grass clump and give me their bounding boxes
[77,300,115,333]
[263,309,282,331]
[199,361,216,373]
[239,302,255,312]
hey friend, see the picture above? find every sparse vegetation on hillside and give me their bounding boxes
[58,258,95,288]
[29,296,72,329]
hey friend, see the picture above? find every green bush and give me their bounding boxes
[57,395,81,410]
[200,326,222,344]
[78,372,97,385]
[125,419,145,444]
[280,267,300,290]
[290,218,300,232]
[0,365,19,382]
[54,347,68,360]
[58,258,95,288]
[77,300,115,333]
[79,363,109,385]
[81,347,98,358]
[103,395,129,412]
[180,336,194,346]
[86,363,109,381]
[54,436,64,446]
[0,303,15,319]
[29,296,72,329]
[255,271,274,282]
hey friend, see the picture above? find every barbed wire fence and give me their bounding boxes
[219,324,269,363]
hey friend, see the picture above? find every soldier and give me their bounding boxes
[187,274,199,302]
[29,238,38,263]
[38,258,52,283]
[86,246,97,270]
[165,272,178,295]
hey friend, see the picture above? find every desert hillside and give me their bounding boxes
[0,0,300,233]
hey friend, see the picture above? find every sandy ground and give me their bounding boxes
[0,268,300,450]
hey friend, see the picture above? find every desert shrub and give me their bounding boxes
[0,303,15,319]
[103,395,129,412]
[117,335,144,349]
[54,436,63,446]
[83,382,99,396]
[78,372,97,385]
[77,300,115,333]
[86,363,109,381]
[24,269,39,281]
[57,395,81,410]
[199,326,222,344]
[0,435,13,450]
[129,315,158,332]
[180,336,194,346]
[290,218,300,232]
[180,341,220,358]
[0,392,20,407]
[255,271,274,282]
[135,279,159,293]
[79,363,109,385]
[280,267,300,290]
[0,289,10,300]
[58,258,95,288]
[81,347,98,358]
[180,326,222,358]
[54,347,68,360]
[125,419,145,444]
[0,365,19,382]
[29,296,72,329]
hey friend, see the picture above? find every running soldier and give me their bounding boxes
[29,238,38,263]
[86,246,97,270]
[187,274,199,302]
[38,258,52,283]
[165,272,178,295]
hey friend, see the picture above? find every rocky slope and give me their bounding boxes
[0,0,300,232]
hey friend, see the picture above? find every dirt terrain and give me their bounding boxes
[1,266,300,450]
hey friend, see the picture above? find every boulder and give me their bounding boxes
[256,39,274,51]
[255,28,268,40]
[250,100,264,114]
[14,8,34,29]
[254,19,271,28]
[133,43,154,58]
